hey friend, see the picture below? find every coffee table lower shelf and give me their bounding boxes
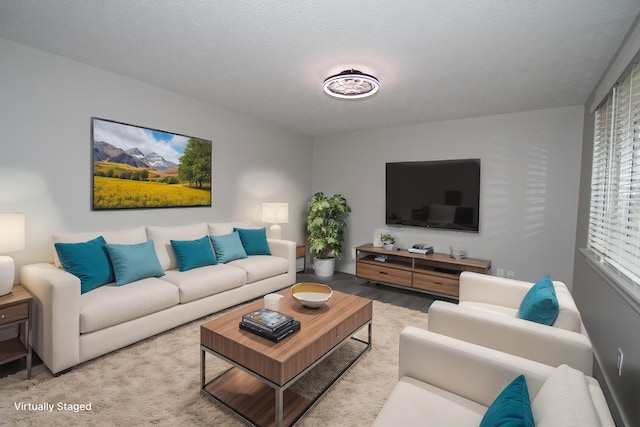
[201,325,371,427]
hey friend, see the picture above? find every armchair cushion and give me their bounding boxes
[517,275,559,326]
[480,375,534,427]
[532,364,600,427]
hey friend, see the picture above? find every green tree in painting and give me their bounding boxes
[178,138,211,188]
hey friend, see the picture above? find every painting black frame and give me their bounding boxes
[91,117,212,210]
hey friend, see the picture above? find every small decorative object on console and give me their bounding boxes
[380,233,396,250]
[374,255,390,262]
[291,282,333,308]
[408,243,433,255]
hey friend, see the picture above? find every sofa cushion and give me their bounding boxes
[52,226,147,268]
[532,364,600,427]
[54,236,114,294]
[79,277,179,333]
[210,232,248,263]
[460,302,518,318]
[372,376,485,426]
[234,227,271,255]
[170,236,217,271]
[146,223,210,270]
[208,222,251,236]
[553,285,582,332]
[228,255,289,283]
[105,241,165,286]
[480,375,534,427]
[162,264,247,304]
[518,275,559,326]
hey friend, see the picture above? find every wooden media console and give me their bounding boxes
[355,244,491,298]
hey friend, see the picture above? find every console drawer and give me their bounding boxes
[413,272,459,296]
[357,262,412,286]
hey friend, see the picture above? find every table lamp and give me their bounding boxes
[261,203,289,239]
[0,213,25,296]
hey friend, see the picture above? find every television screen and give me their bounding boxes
[386,159,480,232]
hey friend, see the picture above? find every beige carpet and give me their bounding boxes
[0,300,428,426]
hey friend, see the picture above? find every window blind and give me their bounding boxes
[588,63,640,294]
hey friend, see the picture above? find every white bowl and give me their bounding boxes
[291,283,333,308]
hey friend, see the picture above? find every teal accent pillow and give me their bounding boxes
[55,236,114,294]
[105,241,165,286]
[518,275,559,325]
[234,227,271,255]
[210,232,248,263]
[480,375,534,427]
[170,236,217,272]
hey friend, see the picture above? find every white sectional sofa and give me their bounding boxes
[20,222,296,375]
[373,327,615,426]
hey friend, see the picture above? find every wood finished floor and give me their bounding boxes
[0,270,446,378]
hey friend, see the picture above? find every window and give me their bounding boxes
[587,62,640,301]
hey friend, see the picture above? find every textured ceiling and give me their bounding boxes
[0,0,639,136]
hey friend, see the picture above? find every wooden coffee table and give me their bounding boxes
[200,289,373,427]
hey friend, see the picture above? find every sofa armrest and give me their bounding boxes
[267,239,296,284]
[399,326,553,407]
[428,300,593,375]
[459,272,532,308]
[20,263,81,374]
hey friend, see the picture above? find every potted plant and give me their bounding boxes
[307,192,351,277]
[380,233,396,250]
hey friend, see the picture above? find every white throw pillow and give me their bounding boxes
[532,364,600,427]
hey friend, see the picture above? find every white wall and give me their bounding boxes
[313,106,583,287]
[0,38,313,276]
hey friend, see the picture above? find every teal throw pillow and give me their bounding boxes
[234,227,271,255]
[518,275,559,326]
[210,232,248,263]
[105,241,165,286]
[55,236,114,294]
[170,236,217,272]
[480,375,534,427]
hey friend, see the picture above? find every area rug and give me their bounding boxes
[0,300,428,426]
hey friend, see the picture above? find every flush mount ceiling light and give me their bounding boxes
[322,69,380,100]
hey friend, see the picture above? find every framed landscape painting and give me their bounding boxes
[91,117,212,210]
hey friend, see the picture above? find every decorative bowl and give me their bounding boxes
[291,283,333,308]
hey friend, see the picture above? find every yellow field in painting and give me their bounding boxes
[93,176,211,209]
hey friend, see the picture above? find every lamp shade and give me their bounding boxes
[0,213,25,253]
[261,203,289,224]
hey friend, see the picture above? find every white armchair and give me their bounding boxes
[373,327,614,426]
[427,272,593,375]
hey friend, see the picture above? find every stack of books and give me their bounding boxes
[240,308,300,343]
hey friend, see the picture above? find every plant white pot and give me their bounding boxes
[313,257,335,277]
[383,243,394,250]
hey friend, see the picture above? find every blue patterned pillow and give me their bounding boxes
[480,375,534,427]
[234,227,271,255]
[55,236,114,294]
[105,241,165,286]
[170,236,217,271]
[210,232,248,263]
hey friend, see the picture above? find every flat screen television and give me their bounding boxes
[386,159,480,232]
